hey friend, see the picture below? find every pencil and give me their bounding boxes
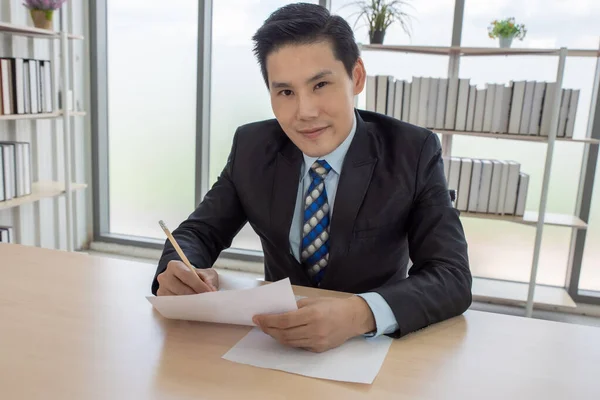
[158,220,213,290]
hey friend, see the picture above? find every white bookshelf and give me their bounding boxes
[360,41,600,317]
[0,10,85,251]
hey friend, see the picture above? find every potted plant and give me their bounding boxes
[487,17,527,48]
[346,0,414,45]
[23,0,68,30]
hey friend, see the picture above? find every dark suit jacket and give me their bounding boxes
[153,109,472,338]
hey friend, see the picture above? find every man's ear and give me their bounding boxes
[352,57,366,96]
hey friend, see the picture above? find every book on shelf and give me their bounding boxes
[467,159,482,212]
[365,75,580,138]
[476,160,494,213]
[565,89,580,138]
[515,173,529,216]
[528,82,546,135]
[495,160,510,214]
[539,82,556,136]
[393,79,403,120]
[442,156,529,217]
[487,159,503,214]
[508,81,526,134]
[417,77,430,127]
[454,78,470,131]
[435,78,448,130]
[456,157,472,211]
[445,77,459,130]
[409,77,420,125]
[491,83,512,133]
[401,80,411,122]
[0,57,54,116]
[446,157,461,203]
[519,81,536,134]
[0,226,13,243]
[557,89,571,138]
[504,161,521,215]
[465,84,477,132]
[0,141,32,202]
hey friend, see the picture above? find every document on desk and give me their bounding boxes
[223,327,393,384]
[146,278,297,326]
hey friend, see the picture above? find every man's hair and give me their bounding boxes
[252,2,360,88]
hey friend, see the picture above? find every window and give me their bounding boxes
[106,0,198,239]
[209,0,318,252]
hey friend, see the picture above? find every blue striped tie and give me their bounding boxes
[301,160,332,286]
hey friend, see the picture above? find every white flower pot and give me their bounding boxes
[499,35,514,48]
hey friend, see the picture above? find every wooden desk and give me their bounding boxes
[1,243,598,399]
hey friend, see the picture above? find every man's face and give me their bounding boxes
[265,41,366,157]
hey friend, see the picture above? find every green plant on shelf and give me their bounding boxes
[23,0,68,30]
[488,17,526,48]
[344,0,414,45]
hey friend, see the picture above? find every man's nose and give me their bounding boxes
[296,93,319,120]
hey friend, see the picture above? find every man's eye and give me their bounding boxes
[315,82,328,89]
[279,90,293,96]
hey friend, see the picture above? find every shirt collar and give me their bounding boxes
[301,113,357,179]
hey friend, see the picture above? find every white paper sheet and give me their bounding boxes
[146,278,297,326]
[222,327,393,384]
[217,274,262,291]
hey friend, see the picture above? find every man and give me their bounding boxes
[152,3,471,353]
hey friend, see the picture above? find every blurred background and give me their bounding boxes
[103,0,600,293]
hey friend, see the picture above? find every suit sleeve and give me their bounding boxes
[151,128,248,295]
[375,132,472,338]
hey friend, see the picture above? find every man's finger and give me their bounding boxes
[271,335,318,351]
[279,324,312,342]
[259,325,329,353]
[255,307,313,329]
[165,276,198,295]
[157,287,176,296]
[260,325,310,345]
[172,263,212,293]
[297,297,321,308]
[197,269,218,291]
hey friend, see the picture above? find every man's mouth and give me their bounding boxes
[298,126,328,139]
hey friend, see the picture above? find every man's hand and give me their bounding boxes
[156,260,219,296]
[253,296,376,353]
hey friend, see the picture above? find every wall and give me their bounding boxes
[0,0,91,251]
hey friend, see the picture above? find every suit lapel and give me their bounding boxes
[270,138,302,254]
[322,113,377,287]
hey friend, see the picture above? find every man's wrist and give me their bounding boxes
[346,296,376,336]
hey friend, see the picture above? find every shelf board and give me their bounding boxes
[0,181,87,211]
[0,112,59,120]
[62,110,87,117]
[0,111,87,121]
[472,277,577,308]
[0,21,83,40]
[461,211,587,229]
[359,44,600,58]
[435,129,600,144]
